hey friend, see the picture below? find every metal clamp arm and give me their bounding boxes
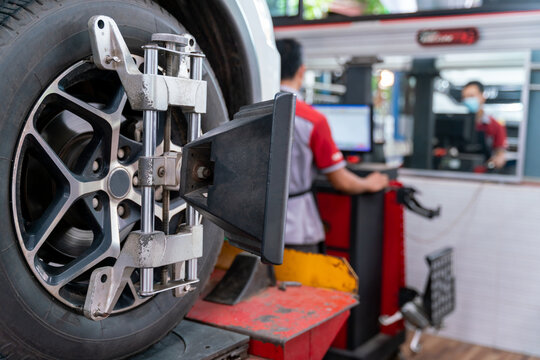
[84,15,207,321]
[83,225,203,320]
[88,16,207,112]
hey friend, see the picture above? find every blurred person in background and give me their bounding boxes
[462,80,508,169]
[277,38,389,253]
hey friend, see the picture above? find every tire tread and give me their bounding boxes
[0,0,177,50]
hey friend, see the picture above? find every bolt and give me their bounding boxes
[196,166,211,180]
[184,284,192,292]
[117,148,125,160]
[157,166,165,178]
[92,196,100,210]
[105,55,121,64]
[132,176,139,187]
[117,204,125,217]
[92,160,100,172]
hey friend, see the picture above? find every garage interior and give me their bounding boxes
[2,0,540,359]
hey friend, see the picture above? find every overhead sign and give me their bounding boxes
[417,28,479,46]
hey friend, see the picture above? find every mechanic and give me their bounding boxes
[276,38,389,253]
[461,80,508,169]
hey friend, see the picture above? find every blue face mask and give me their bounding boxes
[463,97,480,113]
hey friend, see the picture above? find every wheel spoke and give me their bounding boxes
[73,179,105,198]
[50,239,115,289]
[27,126,106,198]
[106,88,128,165]
[50,84,118,133]
[24,192,73,253]
[72,135,106,177]
[125,159,139,176]
[27,130,78,186]
[50,201,121,289]
[160,197,186,220]
[105,201,122,255]
[109,88,129,119]
[118,202,140,234]
[50,85,122,165]
[22,131,106,254]
[118,134,143,164]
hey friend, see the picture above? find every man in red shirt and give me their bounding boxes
[276,39,388,252]
[461,81,508,169]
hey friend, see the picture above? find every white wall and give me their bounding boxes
[400,175,540,356]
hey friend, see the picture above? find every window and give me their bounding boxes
[267,0,540,26]
[267,0,300,17]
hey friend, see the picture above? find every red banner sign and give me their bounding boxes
[417,28,479,46]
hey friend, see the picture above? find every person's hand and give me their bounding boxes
[488,151,506,169]
[364,172,389,192]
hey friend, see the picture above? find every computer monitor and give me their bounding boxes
[312,104,373,153]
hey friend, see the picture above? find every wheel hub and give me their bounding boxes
[108,167,131,199]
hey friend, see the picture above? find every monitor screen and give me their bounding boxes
[312,104,372,153]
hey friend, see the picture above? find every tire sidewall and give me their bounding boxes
[0,1,225,358]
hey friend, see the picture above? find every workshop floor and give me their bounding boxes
[401,334,540,360]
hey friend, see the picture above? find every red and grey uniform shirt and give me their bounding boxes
[284,96,346,245]
[476,114,508,150]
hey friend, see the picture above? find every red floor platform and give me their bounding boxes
[188,285,358,360]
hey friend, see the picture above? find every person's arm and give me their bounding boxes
[306,108,388,193]
[488,120,508,169]
[326,168,389,194]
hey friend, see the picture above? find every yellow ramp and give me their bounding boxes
[274,249,358,294]
[216,242,358,294]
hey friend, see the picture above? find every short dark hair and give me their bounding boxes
[463,80,485,94]
[276,38,303,80]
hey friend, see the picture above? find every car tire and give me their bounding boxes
[0,0,227,358]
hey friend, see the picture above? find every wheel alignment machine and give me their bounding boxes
[82,16,295,320]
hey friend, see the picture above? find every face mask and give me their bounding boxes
[463,97,480,113]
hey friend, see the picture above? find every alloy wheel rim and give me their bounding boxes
[11,58,186,313]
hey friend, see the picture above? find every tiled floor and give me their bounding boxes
[402,334,540,360]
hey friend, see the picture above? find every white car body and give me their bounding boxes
[227,0,281,101]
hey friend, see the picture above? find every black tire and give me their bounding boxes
[0,0,227,359]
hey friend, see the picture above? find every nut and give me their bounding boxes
[157,166,166,178]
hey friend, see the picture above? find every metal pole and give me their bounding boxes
[162,41,177,237]
[163,41,181,288]
[186,54,203,281]
[140,46,159,295]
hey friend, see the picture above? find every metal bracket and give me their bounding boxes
[124,226,203,268]
[379,298,430,354]
[379,311,404,326]
[410,329,423,353]
[84,15,208,320]
[138,152,182,189]
[88,15,207,113]
[151,33,197,79]
[83,225,203,320]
